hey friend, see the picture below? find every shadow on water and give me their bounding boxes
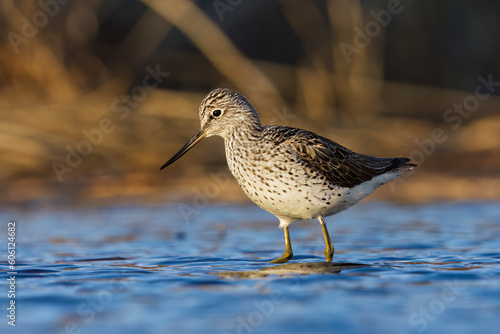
[215,262,372,278]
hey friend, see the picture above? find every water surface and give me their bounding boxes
[1,202,499,334]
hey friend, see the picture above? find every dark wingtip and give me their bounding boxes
[395,157,417,166]
[393,158,417,172]
[383,157,416,174]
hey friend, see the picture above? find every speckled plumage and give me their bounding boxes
[161,88,416,263]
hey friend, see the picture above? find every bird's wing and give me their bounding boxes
[283,129,408,188]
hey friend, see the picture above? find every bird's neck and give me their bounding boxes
[224,120,263,182]
[225,117,262,144]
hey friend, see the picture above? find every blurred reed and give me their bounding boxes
[1,0,499,207]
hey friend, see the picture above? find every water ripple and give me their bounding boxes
[1,202,499,334]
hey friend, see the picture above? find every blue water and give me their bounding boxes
[1,202,500,334]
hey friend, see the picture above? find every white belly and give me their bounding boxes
[228,153,406,225]
[224,138,406,226]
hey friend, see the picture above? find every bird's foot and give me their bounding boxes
[324,247,334,263]
[270,250,293,264]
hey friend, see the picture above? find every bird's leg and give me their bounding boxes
[270,226,293,263]
[319,216,334,262]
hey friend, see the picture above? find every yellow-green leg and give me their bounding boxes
[270,226,293,263]
[319,216,334,262]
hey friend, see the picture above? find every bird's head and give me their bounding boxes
[160,88,261,170]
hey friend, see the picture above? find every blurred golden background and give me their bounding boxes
[2,0,500,209]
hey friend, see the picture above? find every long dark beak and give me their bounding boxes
[160,129,206,170]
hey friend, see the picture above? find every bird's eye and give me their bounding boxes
[212,109,222,118]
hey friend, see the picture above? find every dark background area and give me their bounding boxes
[1,0,500,209]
